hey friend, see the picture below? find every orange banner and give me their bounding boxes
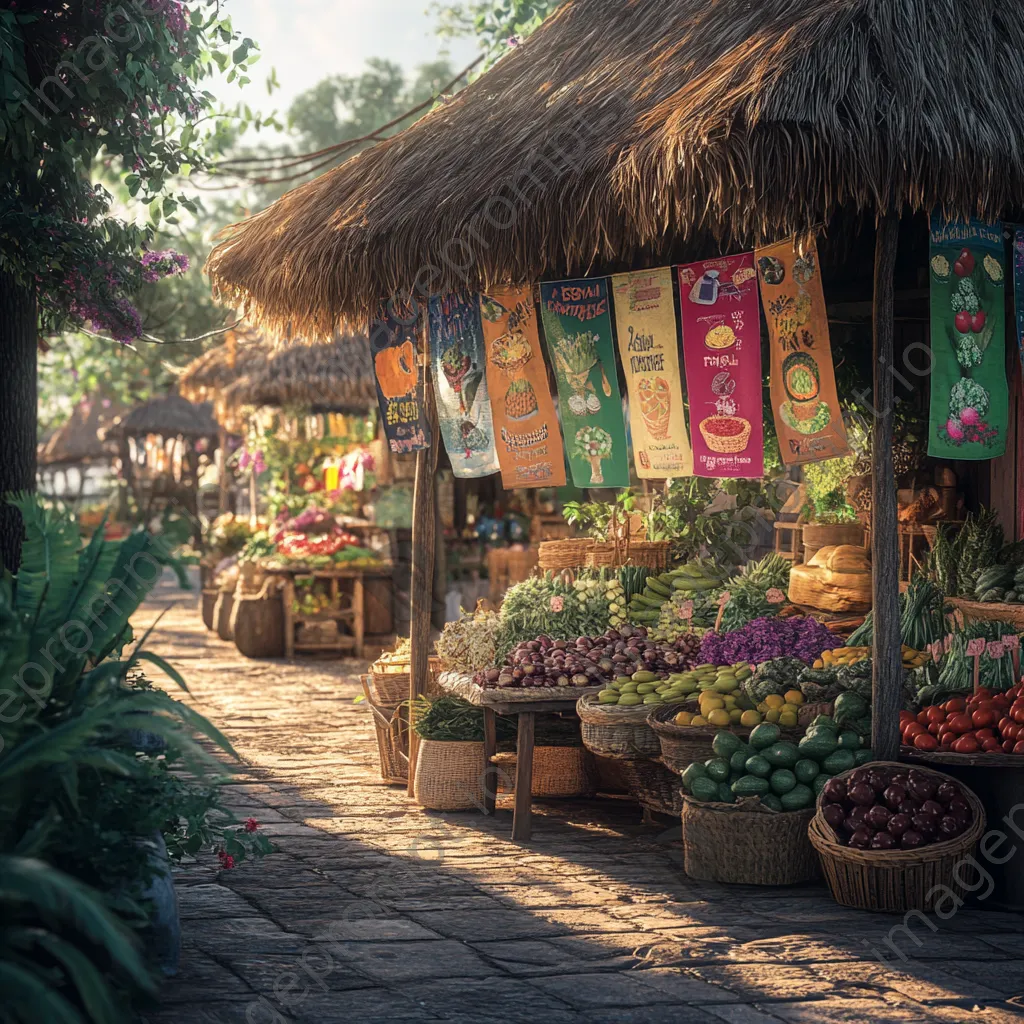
[756,238,850,466]
[480,287,567,489]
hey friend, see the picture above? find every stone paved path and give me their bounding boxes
[135,578,1024,1023]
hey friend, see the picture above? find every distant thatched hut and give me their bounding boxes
[207,0,1024,761]
[38,395,125,502]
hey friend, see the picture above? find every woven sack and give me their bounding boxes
[681,794,819,885]
[413,739,485,811]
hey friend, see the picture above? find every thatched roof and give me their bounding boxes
[106,393,219,441]
[177,337,267,405]
[207,0,1024,334]
[222,333,375,412]
[38,395,124,466]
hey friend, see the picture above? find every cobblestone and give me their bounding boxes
[135,580,1024,1023]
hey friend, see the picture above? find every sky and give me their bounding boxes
[225,0,480,114]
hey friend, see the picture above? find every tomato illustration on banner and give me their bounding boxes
[369,302,431,453]
[611,268,694,478]
[478,287,567,489]
[540,278,630,488]
[677,255,764,478]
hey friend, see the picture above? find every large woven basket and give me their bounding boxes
[213,590,235,642]
[360,676,409,785]
[681,795,818,885]
[231,577,285,659]
[537,538,594,571]
[618,759,685,816]
[649,705,802,775]
[369,654,442,704]
[492,746,593,798]
[808,761,986,913]
[577,694,661,760]
[585,540,671,572]
[413,739,485,811]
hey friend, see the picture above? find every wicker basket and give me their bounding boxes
[413,739,485,811]
[681,795,819,885]
[488,547,540,607]
[577,694,661,760]
[231,577,285,659]
[537,538,594,571]
[649,706,802,775]
[492,746,593,798]
[213,590,235,642]
[369,653,442,704]
[360,676,409,785]
[618,759,685,816]
[586,539,671,572]
[200,589,218,631]
[808,761,986,913]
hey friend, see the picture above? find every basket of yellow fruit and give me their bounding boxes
[648,662,806,773]
[812,645,929,672]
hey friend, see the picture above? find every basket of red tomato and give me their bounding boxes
[900,685,1024,762]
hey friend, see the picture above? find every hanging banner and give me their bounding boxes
[539,278,630,488]
[612,268,694,478]
[756,238,850,466]
[479,287,567,489]
[928,216,1008,459]
[678,254,764,478]
[1014,227,1024,373]
[369,303,431,454]
[427,293,500,479]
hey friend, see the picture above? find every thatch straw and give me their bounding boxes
[207,0,1024,334]
[177,339,267,405]
[222,332,375,412]
[38,395,124,466]
[106,394,219,440]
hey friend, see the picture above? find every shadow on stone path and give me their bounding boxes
[134,576,1024,1024]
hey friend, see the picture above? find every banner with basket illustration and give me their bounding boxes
[369,302,432,454]
[927,216,1007,460]
[478,287,567,489]
[540,278,630,488]
[612,268,694,478]
[427,293,500,479]
[677,254,764,478]
[756,238,850,466]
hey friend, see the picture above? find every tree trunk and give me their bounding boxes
[871,215,902,762]
[0,273,38,572]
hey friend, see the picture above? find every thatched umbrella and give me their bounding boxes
[206,0,1024,764]
[222,332,375,412]
[178,336,267,406]
[39,395,124,467]
[106,393,219,441]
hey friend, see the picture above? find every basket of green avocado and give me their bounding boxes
[679,721,874,885]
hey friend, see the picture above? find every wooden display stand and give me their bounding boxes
[264,565,392,658]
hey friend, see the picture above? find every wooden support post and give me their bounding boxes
[407,311,440,797]
[872,214,902,762]
[512,711,536,842]
[482,707,497,816]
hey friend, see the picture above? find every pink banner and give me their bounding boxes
[678,255,764,478]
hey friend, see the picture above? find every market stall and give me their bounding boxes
[207,0,1024,903]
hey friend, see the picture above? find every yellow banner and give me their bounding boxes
[612,268,693,477]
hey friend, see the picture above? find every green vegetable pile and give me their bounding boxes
[847,576,948,651]
[930,509,1003,598]
[718,552,791,632]
[682,720,874,811]
[918,620,1020,705]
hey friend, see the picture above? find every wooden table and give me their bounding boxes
[436,674,597,842]
[262,565,392,658]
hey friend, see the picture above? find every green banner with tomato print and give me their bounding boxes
[928,216,1008,460]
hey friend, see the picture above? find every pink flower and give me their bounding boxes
[765,588,786,605]
[549,596,564,613]
[217,851,235,870]
[959,407,980,426]
[238,451,251,470]
[244,817,259,833]
[946,417,965,441]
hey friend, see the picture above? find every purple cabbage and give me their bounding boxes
[699,616,843,666]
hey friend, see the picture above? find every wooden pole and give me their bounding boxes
[218,425,229,514]
[407,310,440,797]
[871,213,902,761]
